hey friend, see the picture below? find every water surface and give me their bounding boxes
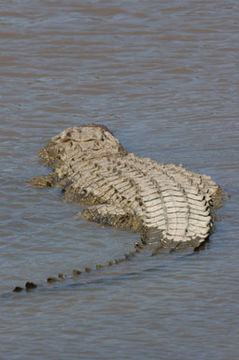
[0,1,239,359]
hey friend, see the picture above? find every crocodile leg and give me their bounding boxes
[29,173,56,188]
[79,204,143,232]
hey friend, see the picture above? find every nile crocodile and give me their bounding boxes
[13,124,222,292]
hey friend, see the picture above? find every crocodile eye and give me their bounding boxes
[80,188,88,198]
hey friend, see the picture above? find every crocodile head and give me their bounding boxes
[38,124,126,167]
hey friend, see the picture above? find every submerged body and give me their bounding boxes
[32,124,222,249]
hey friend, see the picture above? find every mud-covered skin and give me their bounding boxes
[13,124,223,292]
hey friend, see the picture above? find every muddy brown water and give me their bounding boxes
[0,1,239,359]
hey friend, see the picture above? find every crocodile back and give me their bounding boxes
[37,125,222,249]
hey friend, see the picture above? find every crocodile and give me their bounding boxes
[13,124,223,292]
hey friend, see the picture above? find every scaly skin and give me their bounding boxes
[13,124,223,292]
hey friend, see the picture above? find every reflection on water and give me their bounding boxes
[1,0,239,359]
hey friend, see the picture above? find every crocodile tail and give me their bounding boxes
[12,242,146,293]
